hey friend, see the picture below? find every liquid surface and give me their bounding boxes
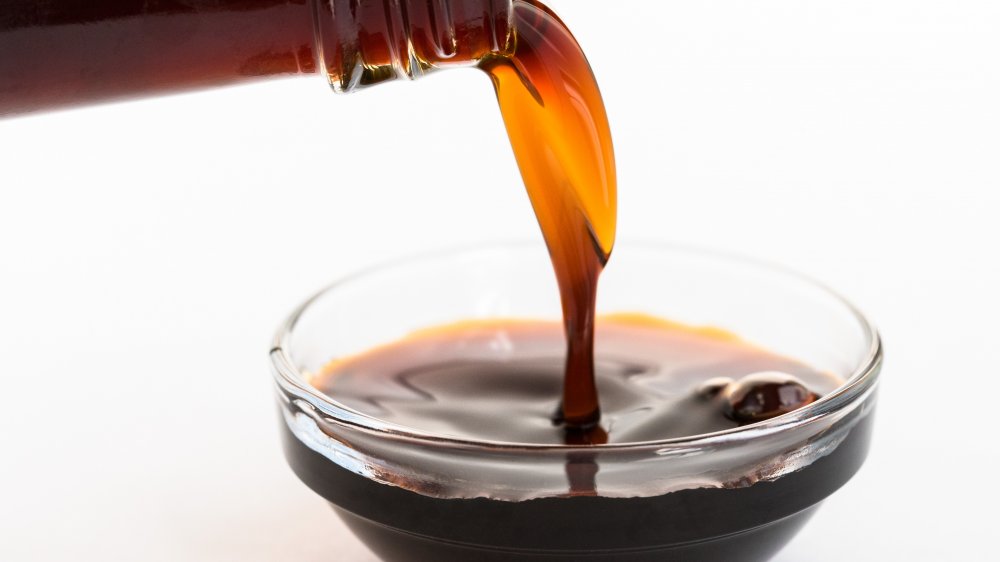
[310,316,839,446]
[480,0,616,430]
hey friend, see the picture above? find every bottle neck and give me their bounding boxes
[313,0,514,93]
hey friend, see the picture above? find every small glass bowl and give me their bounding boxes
[270,242,881,561]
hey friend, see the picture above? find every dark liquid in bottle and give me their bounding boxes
[0,0,317,115]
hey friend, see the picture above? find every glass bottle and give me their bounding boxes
[0,0,513,116]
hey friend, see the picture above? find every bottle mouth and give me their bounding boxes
[312,0,515,93]
[270,240,882,454]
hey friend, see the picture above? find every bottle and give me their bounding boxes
[0,0,513,117]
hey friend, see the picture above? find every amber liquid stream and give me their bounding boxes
[480,1,616,437]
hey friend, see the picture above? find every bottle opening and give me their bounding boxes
[313,0,514,92]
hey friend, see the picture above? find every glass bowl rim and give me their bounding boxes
[270,240,882,453]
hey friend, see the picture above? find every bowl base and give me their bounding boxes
[335,504,818,562]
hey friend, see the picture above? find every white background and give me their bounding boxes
[1,1,997,560]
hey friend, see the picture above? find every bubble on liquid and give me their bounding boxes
[696,377,734,399]
[722,372,817,424]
